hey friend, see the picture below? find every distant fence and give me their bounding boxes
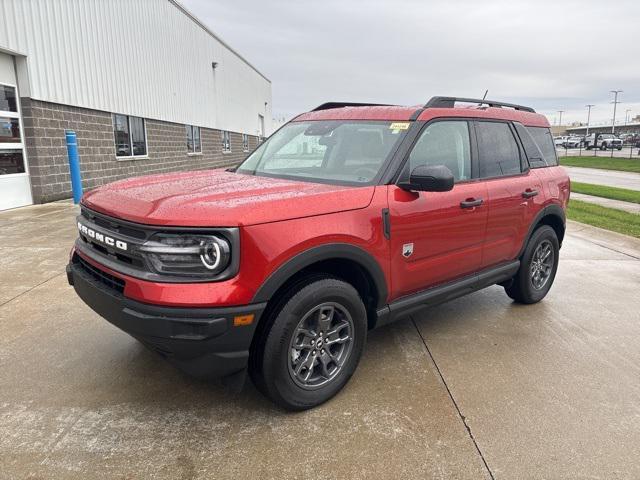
[556,144,640,159]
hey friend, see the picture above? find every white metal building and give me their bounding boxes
[0,0,273,210]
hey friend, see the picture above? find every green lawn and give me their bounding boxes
[559,156,640,173]
[571,182,640,204]
[568,200,640,238]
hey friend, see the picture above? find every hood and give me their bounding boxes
[81,169,375,227]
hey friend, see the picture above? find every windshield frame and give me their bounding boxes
[235,120,411,187]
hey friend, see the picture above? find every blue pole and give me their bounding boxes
[65,130,83,204]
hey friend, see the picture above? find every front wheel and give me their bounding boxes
[250,277,367,410]
[505,225,559,304]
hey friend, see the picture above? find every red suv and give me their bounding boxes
[67,96,570,410]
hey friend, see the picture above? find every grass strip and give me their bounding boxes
[559,156,640,173]
[567,200,640,238]
[571,182,640,204]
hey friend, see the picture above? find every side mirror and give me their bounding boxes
[399,165,454,192]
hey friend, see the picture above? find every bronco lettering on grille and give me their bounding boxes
[77,222,128,251]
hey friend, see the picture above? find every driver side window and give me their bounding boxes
[408,121,471,182]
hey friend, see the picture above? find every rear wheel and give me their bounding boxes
[505,225,559,304]
[249,277,367,410]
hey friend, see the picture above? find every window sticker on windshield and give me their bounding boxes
[389,122,410,131]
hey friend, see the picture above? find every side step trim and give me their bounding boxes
[375,260,520,328]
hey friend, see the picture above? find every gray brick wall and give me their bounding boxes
[21,98,259,204]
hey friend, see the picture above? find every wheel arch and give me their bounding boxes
[251,243,388,329]
[518,204,566,258]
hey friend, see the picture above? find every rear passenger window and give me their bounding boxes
[514,123,545,168]
[526,126,558,167]
[408,121,471,182]
[476,122,522,178]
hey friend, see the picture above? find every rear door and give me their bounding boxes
[476,120,544,268]
[387,119,488,299]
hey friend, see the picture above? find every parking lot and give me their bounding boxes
[1,202,640,479]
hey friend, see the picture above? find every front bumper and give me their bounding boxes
[67,255,265,378]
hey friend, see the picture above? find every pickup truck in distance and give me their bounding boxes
[584,133,623,150]
[67,96,570,410]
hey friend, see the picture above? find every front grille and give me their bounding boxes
[83,208,147,240]
[78,207,148,270]
[75,254,125,294]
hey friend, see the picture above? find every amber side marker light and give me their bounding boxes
[233,314,254,326]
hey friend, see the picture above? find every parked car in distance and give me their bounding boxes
[564,136,583,148]
[584,133,623,150]
[554,136,568,147]
[67,96,570,410]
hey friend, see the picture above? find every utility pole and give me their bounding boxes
[610,90,622,134]
[558,110,564,128]
[625,109,631,125]
[585,104,595,136]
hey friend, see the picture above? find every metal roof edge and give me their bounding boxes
[168,0,271,83]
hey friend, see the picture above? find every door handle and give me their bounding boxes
[522,189,539,199]
[460,198,483,209]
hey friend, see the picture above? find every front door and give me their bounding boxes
[0,53,31,210]
[388,120,487,300]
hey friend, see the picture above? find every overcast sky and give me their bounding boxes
[182,0,640,126]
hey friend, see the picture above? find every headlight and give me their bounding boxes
[140,234,232,278]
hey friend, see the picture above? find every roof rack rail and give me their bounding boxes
[311,102,393,112]
[424,96,535,113]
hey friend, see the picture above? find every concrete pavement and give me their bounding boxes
[564,166,640,191]
[1,203,640,479]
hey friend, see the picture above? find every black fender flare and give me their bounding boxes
[251,243,388,308]
[517,204,566,258]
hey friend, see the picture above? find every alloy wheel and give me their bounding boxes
[288,302,354,390]
[530,239,554,290]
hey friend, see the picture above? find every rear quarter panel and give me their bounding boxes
[534,166,570,209]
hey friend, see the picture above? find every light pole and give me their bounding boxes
[585,104,594,136]
[625,109,632,126]
[558,110,564,128]
[610,90,622,134]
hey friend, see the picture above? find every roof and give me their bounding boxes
[169,0,270,83]
[295,105,420,122]
[294,104,550,127]
[418,106,549,127]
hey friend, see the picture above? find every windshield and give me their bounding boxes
[236,120,409,185]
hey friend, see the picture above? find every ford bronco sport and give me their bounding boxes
[67,96,570,410]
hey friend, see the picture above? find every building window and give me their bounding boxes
[242,134,249,152]
[0,84,26,176]
[113,114,147,157]
[186,125,201,153]
[0,117,21,143]
[222,130,231,153]
[0,85,18,113]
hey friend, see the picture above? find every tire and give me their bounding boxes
[505,225,559,304]
[600,142,607,150]
[249,277,367,410]
[617,147,622,151]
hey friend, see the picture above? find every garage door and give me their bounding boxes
[0,52,32,210]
